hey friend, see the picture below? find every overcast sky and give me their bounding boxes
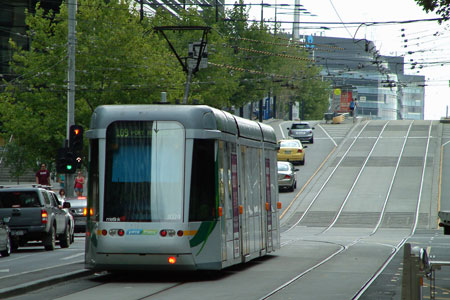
[225,0,450,120]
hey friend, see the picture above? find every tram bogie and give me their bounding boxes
[85,105,280,271]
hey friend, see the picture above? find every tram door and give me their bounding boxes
[266,151,279,252]
[239,146,250,257]
[264,156,273,251]
[231,151,241,259]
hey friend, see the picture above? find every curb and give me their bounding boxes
[0,269,94,299]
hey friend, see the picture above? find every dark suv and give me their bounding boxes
[0,185,72,251]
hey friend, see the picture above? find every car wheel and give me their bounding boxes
[300,158,305,165]
[44,225,56,251]
[0,234,11,257]
[310,137,314,144]
[59,224,70,248]
[11,241,19,252]
[294,180,297,189]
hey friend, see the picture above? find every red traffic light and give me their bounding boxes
[69,125,84,153]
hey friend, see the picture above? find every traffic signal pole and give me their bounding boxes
[66,0,76,197]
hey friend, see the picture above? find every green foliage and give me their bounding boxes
[3,140,36,184]
[415,0,450,22]
[0,0,331,167]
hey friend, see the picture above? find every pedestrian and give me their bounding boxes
[349,99,356,117]
[74,171,85,197]
[58,173,65,188]
[59,189,66,201]
[35,163,50,186]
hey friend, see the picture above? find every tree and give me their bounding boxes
[0,0,185,165]
[3,140,36,184]
[0,0,331,173]
[415,0,450,22]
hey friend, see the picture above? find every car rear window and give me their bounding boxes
[292,124,310,129]
[0,191,42,208]
[280,141,300,148]
[278,164,289,171]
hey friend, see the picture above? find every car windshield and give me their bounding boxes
[292,124,310,129]
[277,164,289,171]
[280,141,300,148]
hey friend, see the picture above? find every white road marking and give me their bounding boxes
[62,252,85,260]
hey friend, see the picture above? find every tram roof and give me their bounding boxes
[89,104,276,143]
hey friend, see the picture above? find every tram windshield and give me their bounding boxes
[104,121,184,222]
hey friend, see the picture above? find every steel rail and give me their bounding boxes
[284,121,371,233]
[352,120,433,299]
[269,121,432,300]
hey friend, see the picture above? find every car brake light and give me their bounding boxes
[284,175,291,179]
[297,149,303,153]
[41,209,48,224]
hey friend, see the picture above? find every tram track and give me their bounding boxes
[267,120,434,300]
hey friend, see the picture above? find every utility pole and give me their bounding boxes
[274,0,277,34]
[215,0,218,22]
[260,0,264,29]
[67,0,76,197]
[293,0,300,39]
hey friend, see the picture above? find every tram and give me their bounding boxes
[84,104,281,271]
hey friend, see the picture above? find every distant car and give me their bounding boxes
[0,217,11,257]
[277,161,298,192]
[277,139,307,165]
[65,196,87,233]
[288,122,315,143]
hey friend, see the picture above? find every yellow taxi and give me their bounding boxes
[277,139,306,165]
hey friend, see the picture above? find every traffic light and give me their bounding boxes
[56,147,76,174]
[75,155,82,170]
[69,125,84,153]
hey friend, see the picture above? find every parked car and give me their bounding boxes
[288,122,315,143]
[277,139,307,165]
[0,185,72,251]
[65,196,87,233]
[0,217,11,257]
[277,161,298,192]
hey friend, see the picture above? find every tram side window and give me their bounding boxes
[189,139,215,221]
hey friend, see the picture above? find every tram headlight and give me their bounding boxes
[168,256,176,264]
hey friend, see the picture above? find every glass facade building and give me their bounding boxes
[306,35,425,120]
[0,0,61,80]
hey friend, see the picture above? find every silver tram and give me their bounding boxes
[85,105,281,271]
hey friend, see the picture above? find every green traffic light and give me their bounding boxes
[66,165,73,170]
